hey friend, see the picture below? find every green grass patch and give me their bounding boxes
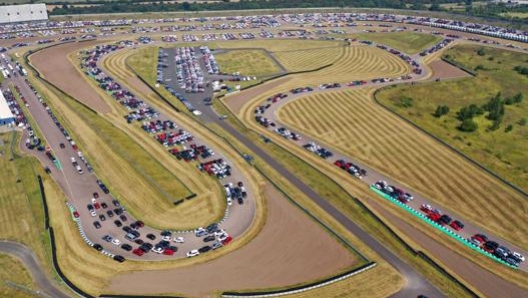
[333,32,442,55]
[377,44,528,192]
[215,49,282,77]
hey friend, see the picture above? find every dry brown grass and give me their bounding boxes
[277,88,528,250]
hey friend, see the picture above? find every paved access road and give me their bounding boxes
[0,241,70,298]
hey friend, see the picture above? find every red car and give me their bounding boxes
[136,220,144,228]
[221,236,233,245]
[450,220,464,231]
[420,204,433,214]
[73,211,80,218]
[472,234,488,243]
[428,213,441,221]
[94,202,101,209]
[132,248,144,256]
[163,249,174,256]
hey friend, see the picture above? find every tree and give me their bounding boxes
[429,3,441,11]
[457,104,483,121]
[182,1,191,10]
[518,118,527,126]
[433,105,450,118]
[505,124,513,132]
[458,118,478,132]
[477,47,486,56]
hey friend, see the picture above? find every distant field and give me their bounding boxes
[499,12,528,19]
[278,88,528,250]
[333,32,442,55]
[377,44,528,194]
[215,49,282,77]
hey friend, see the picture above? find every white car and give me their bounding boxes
[186,250,200,258]
[90,210,97,217]
[214,229,226,237]
[512,252,525,262]
[162,235,171,242]
[174,237,185,243]
[218,233,229,242]
[91,198,97,203]
[152,246,164,254]
[111,239,121,246]
[227,198,233,206]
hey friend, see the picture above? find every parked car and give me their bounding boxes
[114,220,122,227]
[121,244,132,251]
[203,235,215,242]
[99,214,106,221]
[198,246,211,253]
[147,234,156,240]
[93,221,101,229]
[449,220,464,231]
[186,250,200,258]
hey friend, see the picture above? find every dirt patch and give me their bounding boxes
[429,59,472,81]
[366,199,527,298]
[107,184,357,297]
[30,41,112,113]
[224,77,291,114]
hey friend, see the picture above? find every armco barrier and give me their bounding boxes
[372,88,528,199]
[37,175,94,298]
[369,186,516,269]
[221,262,376,298]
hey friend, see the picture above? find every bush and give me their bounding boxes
[477,48,486,56]
[457,104,483,121]
[433,105,450,118]
[396,96,413,108]
[514,65,528,76]
[505,124,513,132]
[458,119,478,132]
[518,118,527,126]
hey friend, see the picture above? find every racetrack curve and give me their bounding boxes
[0,241,71,298]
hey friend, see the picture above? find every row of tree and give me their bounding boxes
[46,0,464,15]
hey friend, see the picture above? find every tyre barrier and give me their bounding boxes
[221,262,377,298]
[37,175,95,298]
[369,186,516,269]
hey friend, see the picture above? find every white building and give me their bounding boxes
[0,91,15,126]
[0,4,48,25]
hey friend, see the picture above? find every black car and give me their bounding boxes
[147,234,156,240]
[59,143,66,149]
[113,255,126,263]
[114,220,122,227]
[206,223,218,233]
[122,226,132,233]
[93,221,101,229]
[158,240,170,248]
[161,230,172,237]
[198,246,211,253]
[130,222,139,229]
[121,244,133,251]
[237,197,244,205]
[203,235,216,242]
[99,214,106,221]
[169,246,178,252]
[134,239,144,245]
[119,215,127,222]
[101,202,108,209]
[112,200,120,207]
[93,244,103,251]
[107,210,114,217]
[114,208,124,215]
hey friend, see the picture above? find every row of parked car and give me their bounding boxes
[224,181,247,206]
[174,46,206,93]
[199,45,220,75]
[419,38,453,57]
[303,142,334,159]
[334,159,367,179]
[188,224,233,257]
[372,179,525,268]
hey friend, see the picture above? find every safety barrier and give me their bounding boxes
[221,262,376,297]
[369,186,516,269]
[37,175,95,298]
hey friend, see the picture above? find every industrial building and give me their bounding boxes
[0,91,15,126]
[0,4,48,25]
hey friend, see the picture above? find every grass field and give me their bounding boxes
[0,254,38,298]
[332,32,442,55]
[272,47,342,72]
[215,49,282,77]
[377,44,528,194]
[274,45,411,85]
[277,88,528,251]
[499,12,528,19]
[0,132,55,279]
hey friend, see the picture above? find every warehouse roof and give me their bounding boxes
[0,91,14,120]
